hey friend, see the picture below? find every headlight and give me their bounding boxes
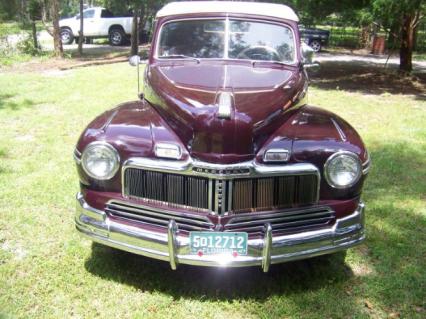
[324,151,362,188]
[81,142,120,180]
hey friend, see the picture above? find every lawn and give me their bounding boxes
[0,61,425,318]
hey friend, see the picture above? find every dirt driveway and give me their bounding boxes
[311,52,426,97]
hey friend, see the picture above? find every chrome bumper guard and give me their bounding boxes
[75,193,365,272]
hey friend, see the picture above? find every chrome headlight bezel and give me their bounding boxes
[81,141,120,180]
[324,151,362,189]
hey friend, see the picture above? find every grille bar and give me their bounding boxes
[224,207,335,235]
[106,201,214,232]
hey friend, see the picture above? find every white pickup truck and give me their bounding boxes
[59,7,133,46]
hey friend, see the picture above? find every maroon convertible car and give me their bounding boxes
[74,1,370,272]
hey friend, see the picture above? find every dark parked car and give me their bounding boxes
[299,25,330,52]
[74,1,369,272]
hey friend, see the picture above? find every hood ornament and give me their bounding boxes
[217,92,233,119]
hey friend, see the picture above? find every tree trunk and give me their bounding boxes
[20,0,28,23]
[31,19,38,49]
[78,0,83,56]
[413,25,418,51]
[51,0,63,58]
[130,8,139,56]
[360,25,371,49]
[400,14,415,72]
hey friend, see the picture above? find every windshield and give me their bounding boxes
[157,19,296,64]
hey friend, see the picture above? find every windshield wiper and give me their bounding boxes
[251,60,291,67]
[160,55,200,63]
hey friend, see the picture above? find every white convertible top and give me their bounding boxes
[156,1,299,22]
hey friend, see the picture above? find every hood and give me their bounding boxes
[144,61,305,163]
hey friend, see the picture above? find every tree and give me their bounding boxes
[274,0,425,72]
[40,0,64,57]
[0,0,19,21]
[50,0,63,57]
[77,0,83,56]
[371,0,425,72]
[130,6,139,56]
[28,0,41,50]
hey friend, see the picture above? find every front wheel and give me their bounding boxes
[309,40,322,53]
[60,28,74,45]
[109,28,125,46]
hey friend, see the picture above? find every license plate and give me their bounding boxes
[189,232,248,256]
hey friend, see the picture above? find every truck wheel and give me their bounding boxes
[109,28,125,46]
[309,40,322,53]
[60,28,74,45]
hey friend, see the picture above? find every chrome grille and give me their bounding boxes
[232,175,318,213]
[123,168,319,215]
[124,168,209,210]
[105,201,214,232]
[224,207,335,235]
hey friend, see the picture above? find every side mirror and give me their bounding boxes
[301,43,320,71]
[129,55,148,66]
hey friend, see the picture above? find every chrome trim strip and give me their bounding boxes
[362,159,371,175]
[76,193,366,271]
[225,209,334,229]
[73,148,82,165]
[226,206,333,224]
[208,179,213,212]
[330,118,347,142]
[106,200,213,226]
[262,223,272,272]
[122,157,320,180]
[227,180,233,214]
[167,220,178,270]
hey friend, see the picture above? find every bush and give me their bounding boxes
[16,32,40,55]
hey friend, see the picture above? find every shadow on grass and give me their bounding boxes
[310,60,426,97]
[82,139,425,315]
[352,142,426,312]
[0,94,35,111]
[85,247,352,301]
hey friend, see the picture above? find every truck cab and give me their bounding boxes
[59,7,132,45]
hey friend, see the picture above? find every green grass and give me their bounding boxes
[0,62,425,318]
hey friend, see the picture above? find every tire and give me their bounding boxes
[309,40,322,53]
[60,28,74,45]
[109,27,125,46]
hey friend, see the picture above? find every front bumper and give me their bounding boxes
[75,193,365,272]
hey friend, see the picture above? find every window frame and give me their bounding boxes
[154,16,297,65]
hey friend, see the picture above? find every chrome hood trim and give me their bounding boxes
[122,157,320,180]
